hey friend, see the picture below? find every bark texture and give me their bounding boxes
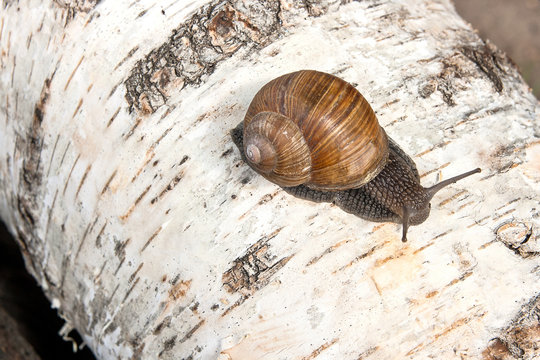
[0,0,539,359]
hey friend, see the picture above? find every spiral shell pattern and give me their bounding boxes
[243,70,389,191]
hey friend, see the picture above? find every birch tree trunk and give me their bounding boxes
[1,0,539,359]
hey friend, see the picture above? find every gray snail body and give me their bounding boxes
[231,70,480,242]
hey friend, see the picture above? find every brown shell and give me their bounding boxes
[243,70,389,191]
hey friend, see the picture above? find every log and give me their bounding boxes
[1,0,539,359]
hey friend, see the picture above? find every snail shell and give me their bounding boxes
[233,70,481,242]
[242,70,389,191]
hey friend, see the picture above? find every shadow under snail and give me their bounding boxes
[231,70,481,242]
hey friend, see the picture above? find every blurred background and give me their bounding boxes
[0,1,538,359]
[454,0,540,97]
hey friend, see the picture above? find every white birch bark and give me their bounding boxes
[1,0,539,359]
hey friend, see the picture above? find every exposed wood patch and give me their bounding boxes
[495,221,538,258]
[484,293,540,359]
[222,228,291,295]
[124,0,285,113]
[169,279,192,301]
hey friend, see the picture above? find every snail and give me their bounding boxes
[231,70,481,242]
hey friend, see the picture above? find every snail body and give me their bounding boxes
[231,70,480,242]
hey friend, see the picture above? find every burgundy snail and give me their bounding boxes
[231,70,481,242]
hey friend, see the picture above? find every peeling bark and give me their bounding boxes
[0,0,539,359]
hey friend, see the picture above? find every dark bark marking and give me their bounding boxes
[221,295,248,317]
[74,163,91,199]
[120,184,152,220]
[114,237,130,260]
[95,259,107,282]
[107,82,121,99]
[179,320,205,344]
[136,9,149,18]
[58,139,71,168]
[46,134,60,176]
[62,153,80,195]
[131,127,173,183]
[334,243,385,273]
[221,148,233,157]
[64,55,84,91]
[140,225,163,252]
[10,55,15,87]
[303,338,339,360]
[15,77,52,263]
[75,219,93,259]
[444,270,473,289]
[432,230,450,241]
[114,257,126,276]
[28,59,34,82]
[122,277,140,303]
[150,171,183,205]
[101,169,117,195]
[131,153,156,183]
[53,0,101,25]
[123,117,142,139]
[154,316,171,335]
[71,98,83,118]
[158,335,177,357]
[95,222,106,248]
[494,197,521,211]
[26,32,32,49]
[45,189,59,239]
[306,238,352,267]
[106,107,121,127]
[114,46,139,71]
[492,208,517,221]
[178,155,189,166]
[129,263,144,283]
